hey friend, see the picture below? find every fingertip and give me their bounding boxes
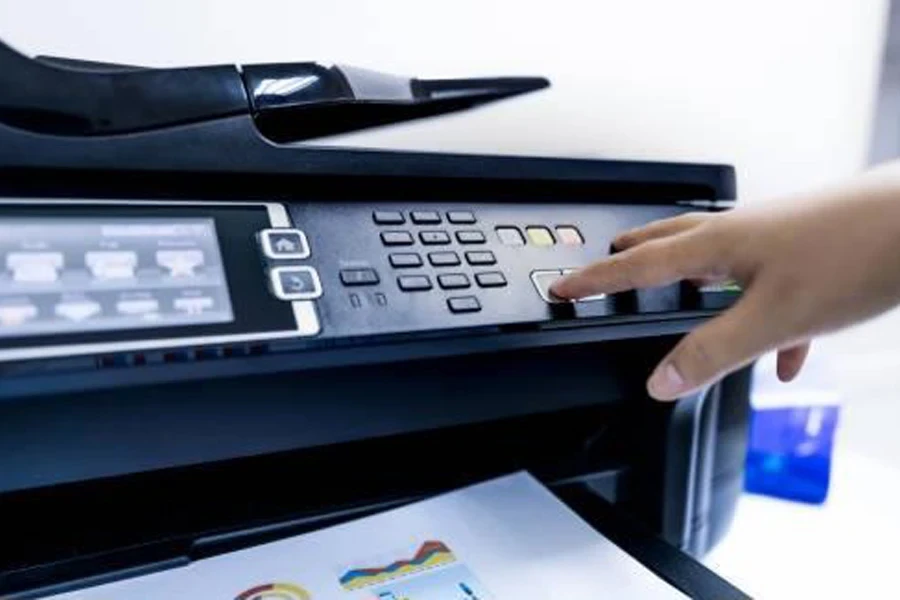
[549,274,580,298]
[776,343,811,382]
[777,371,795,383]
[776,361,802,382]
[647,362,687,401]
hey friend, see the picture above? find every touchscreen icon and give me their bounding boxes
[86,251,138,280]
[55,298,102,322]
[117,297,160,318]
[174,295,214,315]
[0,303,38,327]
[6,252,64,283]
[156,249,205,278]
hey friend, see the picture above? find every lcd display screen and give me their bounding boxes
[0,218,234,338]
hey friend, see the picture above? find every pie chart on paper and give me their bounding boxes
[234,582,312,600]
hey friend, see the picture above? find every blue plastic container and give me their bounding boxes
[744,404,840,504]
[743,355,841,504]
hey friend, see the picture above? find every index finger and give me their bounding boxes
[550,230,727,299]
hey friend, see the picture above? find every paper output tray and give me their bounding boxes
[215,482,752,600]
[201,482,751,600]
[555,484,750,599]
[192,481,752,600]
[0,480,749,600]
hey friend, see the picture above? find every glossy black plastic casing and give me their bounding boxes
[0,40,548,142]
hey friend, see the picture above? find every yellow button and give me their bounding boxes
[556,226,584,245]
[526,226,555,246]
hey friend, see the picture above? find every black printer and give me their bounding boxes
[0,40,752,599]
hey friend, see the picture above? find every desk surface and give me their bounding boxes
[704,321,900,599]
[705,450,900,599]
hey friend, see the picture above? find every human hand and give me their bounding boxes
[550,166,900,400]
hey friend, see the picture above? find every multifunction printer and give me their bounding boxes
[0,40,750,599]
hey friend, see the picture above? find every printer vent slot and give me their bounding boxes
[94,344,270,370]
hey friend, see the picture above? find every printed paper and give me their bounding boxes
[43,472,687,599]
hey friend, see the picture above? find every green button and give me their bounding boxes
[700,280,741,293]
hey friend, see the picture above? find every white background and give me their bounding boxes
[0,1,888,201]
[1,2,898,598]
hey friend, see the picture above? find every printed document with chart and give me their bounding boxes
[45,472,687,599]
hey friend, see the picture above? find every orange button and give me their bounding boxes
[556,226,584,245]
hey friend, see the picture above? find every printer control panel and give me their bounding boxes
[288,201,732,340]
[0,199,738,365]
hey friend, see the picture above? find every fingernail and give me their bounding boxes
[648,362,686,400]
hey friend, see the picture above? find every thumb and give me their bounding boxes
[647,290,770,400]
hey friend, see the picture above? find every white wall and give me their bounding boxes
[0,0,889,202]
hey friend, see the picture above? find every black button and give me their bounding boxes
[475,271,507,288]
[340,268,380,286]
[389,252,423,268]
[419,230,451,245]
[455,230,486,244]
[411,211,441,224]
[465,251,496,266]
[271,266,322,300]
[428,251,461,267]
[447,211,476,224]
[693,280,741,310]
[381,231,414,246]
[438,273,471,289]
[260,229,310,259]
[448,296,481,313]
[398,275,432,291]
[373,211,405,225]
